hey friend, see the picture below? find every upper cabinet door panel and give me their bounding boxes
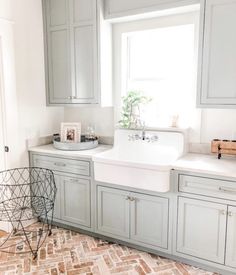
[48,30,72,103]
[199,0,236,106]
[72,0,96,24]
[106,0,189,17]
[48,0,67,27]
[74,26,97,102]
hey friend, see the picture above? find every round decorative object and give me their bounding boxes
[53,136,98,151]
[0,167,56,259]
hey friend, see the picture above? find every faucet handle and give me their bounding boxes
[150,135,159,142]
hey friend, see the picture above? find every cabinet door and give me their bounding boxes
[130,193,169,249]
[226,206,236,268]
[73,25,98,104]
[198,0,236,107]
[72,0,95,24]
[43,0,73,104]
[61,176,91,227]
[97,186,130,238]
[53,174,61,220]
[177,197,227,264]
[106,0,188,17]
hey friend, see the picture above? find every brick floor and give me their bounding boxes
[0,224,219,275]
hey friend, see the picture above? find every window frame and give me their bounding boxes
[112,10,200,127]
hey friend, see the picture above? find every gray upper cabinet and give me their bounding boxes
[197,0,236,108]
[42,0,112,106]
[105,0,198,19]
[177,197,227,264]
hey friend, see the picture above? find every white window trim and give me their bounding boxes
[112,10,200,129]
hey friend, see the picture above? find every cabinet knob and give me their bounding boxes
[228,211,233,217]
[220,210,227,215]
[126,196,131,201]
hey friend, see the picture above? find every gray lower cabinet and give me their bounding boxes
[61,175,91,227]
[130,192,169,249]
[97,186,130,238]
[97,186,169,249]
[177,197,227,264]
[30,153,91,229]
[53,174,61,220]
[226,206,236,268]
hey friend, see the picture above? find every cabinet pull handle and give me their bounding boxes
[125,196,131,200]
[228,211,233,217]
[219,187,236,194]
[54,162,66,167]
[220,210,226,215]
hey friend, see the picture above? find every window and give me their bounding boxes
[113,10,200,128]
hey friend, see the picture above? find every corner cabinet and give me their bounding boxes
[42,0,112,106]
[197,0,236,108]
[30,153,92,231]
[175,172,236,273]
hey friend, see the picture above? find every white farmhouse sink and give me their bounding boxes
[93,129,185,192]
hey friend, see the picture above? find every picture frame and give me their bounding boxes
[60,122,81,143]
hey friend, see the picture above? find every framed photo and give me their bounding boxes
[60,123,81,143]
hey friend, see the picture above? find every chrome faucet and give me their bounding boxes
[128,128,159,143]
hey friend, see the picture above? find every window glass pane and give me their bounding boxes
[123,23,197,127]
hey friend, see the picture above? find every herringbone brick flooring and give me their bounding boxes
[0,224,219,275]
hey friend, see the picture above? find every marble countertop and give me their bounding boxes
[173,153,236,179]
[29,144,236,179]
[29,144,112,159]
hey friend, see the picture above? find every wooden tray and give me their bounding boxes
[211,139,236,156]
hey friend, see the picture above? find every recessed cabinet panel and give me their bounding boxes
[49,30,72,103]
[199,0,236,106]
[61,176,91,227]
[226,206,236,268]
[73,0,95,23]
[130,193,169,249]
[106,0,186,16]
[177,197,227,264]
[97,186,130,238]
[53,174,61,220]
[48,0,67,27]
[74,26,96,102]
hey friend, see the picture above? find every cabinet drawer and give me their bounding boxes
[179,175,236,201]
[32,154,90,176]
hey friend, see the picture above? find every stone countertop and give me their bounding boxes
[173,153,236,179]
[29,144,112,159]
[29,144,236,179]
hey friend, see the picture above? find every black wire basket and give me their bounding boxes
[0,167,57,259]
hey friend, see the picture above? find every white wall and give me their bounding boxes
[12,0,64,166]
[64,106,236,145]
[0,0,13,21]
[64,107,114,137]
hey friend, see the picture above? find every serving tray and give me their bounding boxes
[53,136,98,151]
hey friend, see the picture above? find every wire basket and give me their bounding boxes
[0,167,57,259]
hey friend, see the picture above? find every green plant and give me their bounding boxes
[119,91,152,129]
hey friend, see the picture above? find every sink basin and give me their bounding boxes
[93,129,185,192]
